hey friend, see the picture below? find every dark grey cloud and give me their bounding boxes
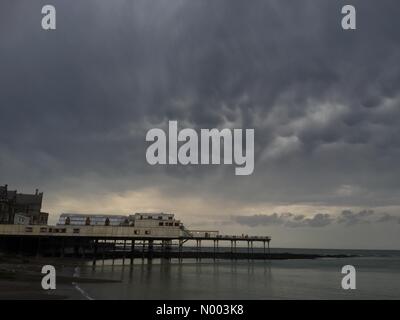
[337,209,374,226]
[1,0,400,213]
[233,212,334,228]
[233,210,400,228]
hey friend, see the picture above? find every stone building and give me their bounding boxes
[0,184,48,225]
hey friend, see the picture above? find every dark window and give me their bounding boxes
[168,217,173,220]
[73,228,80,234]
[174,223,179,226]
[159,222,163,226]
[40,227,47,233]
[145,230,150,235]
[25,227,33,232]
[134,230,139,235]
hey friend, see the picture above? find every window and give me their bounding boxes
[174,223,179,226]
[40,227,47,233]
[61,228,66,233]
[145,230,150,235]
[25,227,33,232]
[168,217,173,220]
[169,223,173,226]
[134,230,139,235]
[159,222,163,226]
[73,228,80,234]
[158,216,162,220]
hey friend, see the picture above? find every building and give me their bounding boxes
[0,184,48,225]
[58,212,181,227]
[57,213,129,226]
[56,212,188,236]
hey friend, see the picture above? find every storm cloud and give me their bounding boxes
[233,210,400,228]
[233,213,334,228]
[1,1,400,247]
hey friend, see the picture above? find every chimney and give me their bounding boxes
[35,189,39,195]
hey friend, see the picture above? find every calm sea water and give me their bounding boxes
[72,248,400,300]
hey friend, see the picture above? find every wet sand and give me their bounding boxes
[0,254,120,300]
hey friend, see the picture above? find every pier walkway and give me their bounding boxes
[0,224,271,262]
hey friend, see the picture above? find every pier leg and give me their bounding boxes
[178,240,182,262]
[102,240,105,264]
[148,240,154,260]
[18,237,23,255]
[112,240,116,265]
[36,237,41,258]
[198,240,202,261]
[122,240,126,265]
[213,240,216,261]
[130,240,135,265]
[92,239,98,266]
[52,238,57,257]
[61,238,65,258]
[161,240,165,258]
[81,238,86,259]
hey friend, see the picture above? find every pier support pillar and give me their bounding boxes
[213,240,216,261]
[178,240,183,261]
[122,240,126,264]
[36,237,42,258]
[92,239,98,266]
[61,238,65,258]
[148,240,154,260]
[102,240,105,264]
[130,240,135,265]
[112,240,116,265]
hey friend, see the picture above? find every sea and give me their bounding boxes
[67,248,400,300]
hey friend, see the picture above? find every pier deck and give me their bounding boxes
[0,224,271,261]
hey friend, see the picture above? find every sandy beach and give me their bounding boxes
[0,254,119,300]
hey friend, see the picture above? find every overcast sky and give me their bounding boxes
[1,0,400,249]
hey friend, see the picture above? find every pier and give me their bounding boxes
[0,224,271,263]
